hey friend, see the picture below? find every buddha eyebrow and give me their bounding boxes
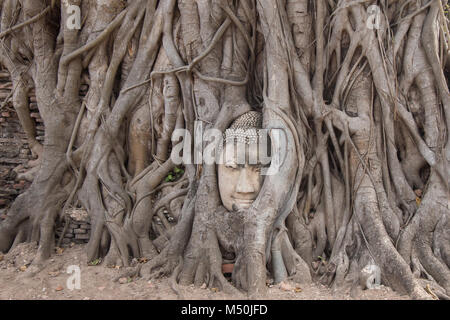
[226,163,246,168]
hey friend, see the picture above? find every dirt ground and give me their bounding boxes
[0,243,410,300]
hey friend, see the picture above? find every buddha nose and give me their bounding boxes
[236,169,255,194]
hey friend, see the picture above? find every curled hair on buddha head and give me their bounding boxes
[223,111,264,146]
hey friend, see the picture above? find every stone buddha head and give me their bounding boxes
[217,111,268,212]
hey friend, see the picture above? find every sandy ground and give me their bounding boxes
[0,243,410,300]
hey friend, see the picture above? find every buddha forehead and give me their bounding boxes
[221,141,262,166]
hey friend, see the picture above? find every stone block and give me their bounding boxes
[75,233,90,240]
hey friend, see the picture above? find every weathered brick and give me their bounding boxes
[75,234,90,240]
[79,223,91,230]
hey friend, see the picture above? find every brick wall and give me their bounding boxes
[0,69,41,210]
[56,209,91,246]
[0,68,91,246]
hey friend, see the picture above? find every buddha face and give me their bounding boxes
[218,142,264,211]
